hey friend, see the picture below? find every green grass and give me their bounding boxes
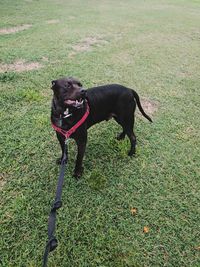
[0,0,200,266]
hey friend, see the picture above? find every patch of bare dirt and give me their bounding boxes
[140,98,158,115]
[0,173,6,191]
[134,32,195,46]
[138,4,173,11]
[46,19,60,24]
[69,36,108,57]
[148,4,173,10]
[41,56,49,62]
[0,24,32,35]
[0,60,43,73]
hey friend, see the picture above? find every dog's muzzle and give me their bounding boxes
[64,89,87,108]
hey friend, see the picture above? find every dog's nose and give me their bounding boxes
[80,89,87,97]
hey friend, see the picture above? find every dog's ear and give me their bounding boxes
[51,80,56,88]
[67,80,73,88]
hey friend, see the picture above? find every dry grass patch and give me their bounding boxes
[138,3,173,11]
[134,32,197,46]
[41,56,49,62]
[69,36,108,57]
[0,60,43,73]
[0,173,6,191]
[68,16,76,20]
[115,51,133,64]
[0,24,32,35]
[140,98,159,116]
[46,19,60,24]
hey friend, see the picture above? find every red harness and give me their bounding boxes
[52,102,90,139]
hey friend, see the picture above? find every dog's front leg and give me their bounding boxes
[73,134,87,179]
[56,132,67,164]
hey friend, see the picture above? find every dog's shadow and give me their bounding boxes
[78,121,132,187]
[66,118,151,190]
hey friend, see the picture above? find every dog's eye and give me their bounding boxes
[77,82,82,87]
[65,84,71,89]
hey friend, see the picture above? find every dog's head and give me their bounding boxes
[51,77,87,113]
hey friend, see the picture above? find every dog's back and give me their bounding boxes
[86,84,134,125]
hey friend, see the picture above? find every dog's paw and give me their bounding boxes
[128,150,136,157]
[73,167,84,179]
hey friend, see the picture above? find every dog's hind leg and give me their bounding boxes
[115,106,137,156]
[121,118,136,156]
[126,129,136,156]
[124,111,136,156]
[114,116,126,141]
[115,96,137,155]
[115,118,136,155]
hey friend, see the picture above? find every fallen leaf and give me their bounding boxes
[143,226,149,233]
[130,208,137,215]
[194,246,200,250]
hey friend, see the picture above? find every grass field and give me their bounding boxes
[0,0,200,266]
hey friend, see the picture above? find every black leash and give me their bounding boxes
[43,141,68,267]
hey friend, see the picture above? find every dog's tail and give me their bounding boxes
[132,90,153,122]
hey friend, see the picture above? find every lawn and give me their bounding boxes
[0,0,200,266]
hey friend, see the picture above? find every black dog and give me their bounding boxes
[51,77,152,178]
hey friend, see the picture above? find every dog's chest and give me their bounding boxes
[54,108,72,128]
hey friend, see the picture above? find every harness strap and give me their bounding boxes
[51,102,90,139]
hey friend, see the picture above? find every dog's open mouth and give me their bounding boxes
[64,99,84,108]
